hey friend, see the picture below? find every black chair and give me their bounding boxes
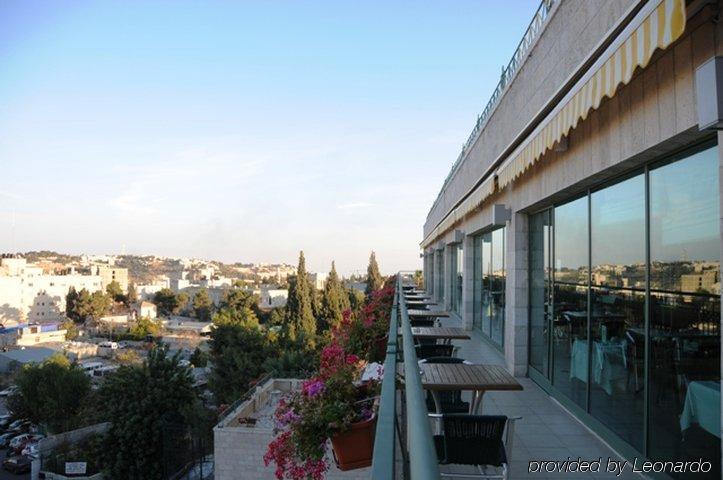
[432,414,517,479]
[420,357,469,413]
[416,343,454,360]
[411,318,435,328]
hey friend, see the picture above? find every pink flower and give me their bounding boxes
[302,378,325,397]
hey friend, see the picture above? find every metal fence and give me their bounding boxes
[370,274,441,479]
[431,0,556,211]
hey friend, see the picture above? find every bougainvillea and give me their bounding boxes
[264,279,396,480]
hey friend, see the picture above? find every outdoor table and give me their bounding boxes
[406,299,436,306]
[569,338,627,395]
[407,309,449,318]
[398,326,470,345]
[419,363,523,413]
[405,293,431,299]
[680,381,721,438]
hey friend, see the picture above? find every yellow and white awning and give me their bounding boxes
[422,0,686,248]
[496,0,686,188]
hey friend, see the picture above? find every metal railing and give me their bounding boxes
[371,274,441,479]
[429,0,556,216]
[370,284,398,479]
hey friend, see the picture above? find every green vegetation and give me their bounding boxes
[99,345,201,480]
[320,261,349,331]
[365,250,383,295]
[283,251,316,344]
[152,288,188,316]
[105,280,125,303]
[66,287,112,322]
[10,353,91,433]
[128,316,162,340]
[192,288,214,321]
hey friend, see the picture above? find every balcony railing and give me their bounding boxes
[371,273,441,479]
[429,0,556,217]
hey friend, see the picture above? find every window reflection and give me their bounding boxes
[473,227,506,347]
[648,148,720,477]
[450,244,463,314]
[529,210,551,376]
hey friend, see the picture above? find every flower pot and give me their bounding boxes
[330,416,376,471]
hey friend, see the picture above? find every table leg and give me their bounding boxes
[470,391,485,414]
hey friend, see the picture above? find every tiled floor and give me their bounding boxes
[435,314,644,479]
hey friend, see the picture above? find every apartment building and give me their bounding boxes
[421,0,721,475]
[0,257,103,323]
[93,264,129,292]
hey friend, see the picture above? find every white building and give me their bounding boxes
[0,258,103,324]
[307,272,327,290]
[256,288,288,309]
[135,301,157,319]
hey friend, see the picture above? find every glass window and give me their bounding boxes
[436,252,444,302]
[589,174,646,451]
[449,245,463,314]
[553,196,589,409]
[473,228,506,347]
[648,147,720,475]
[529,209,551,376]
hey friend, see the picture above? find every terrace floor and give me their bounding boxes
[437,313,643,479]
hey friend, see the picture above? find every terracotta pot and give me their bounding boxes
[330,416,376,471]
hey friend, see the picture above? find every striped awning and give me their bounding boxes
[496,0,686,188]
[422,0,686,248]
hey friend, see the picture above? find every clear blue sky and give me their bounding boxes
[0,1,539,276]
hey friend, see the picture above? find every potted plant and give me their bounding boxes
[264,342,380,479]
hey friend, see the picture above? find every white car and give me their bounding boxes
[0,386,17,397]
[99,341,119,349]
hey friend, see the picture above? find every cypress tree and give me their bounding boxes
[365,251,383,295]
[284,251,316,343]
[320,261,348,331]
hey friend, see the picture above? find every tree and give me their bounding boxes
[106,281,125,303]
[320,261,349,331]
[209,324,270,404]
[60,319,80,340]
[348,288,366,312]
[283,251,316,344]
[126,283,138,306]
[192,288,213,321]
[190,347,208,368]
[365,251,383,295]
[129,316,162,340]
[11,353,91,433]
[68,289,111,322]
[66,287,80,321]
[99,345,197,480]
[153,288,185,316]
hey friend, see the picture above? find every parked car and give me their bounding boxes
[0,415,12,429]
[20,442,37,458]
[0,432,19,449]
[0,386,17,397]
[7,433,42,455]
[2,455,31,474]
[99,341,119,349]
[7,420,29,432]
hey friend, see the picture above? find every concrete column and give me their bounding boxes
[434,249,444,304]
[461,234,475,330]
[504,212,529,377]
[444,246,452,311]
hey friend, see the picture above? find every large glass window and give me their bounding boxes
[528,144,720,476]
[529,210,551,376]
[589,173,646,451]
[648,148,720,475]
[473,227,506,348]
[552,196,589,409]
[435,252,444,303]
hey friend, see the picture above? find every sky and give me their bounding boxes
[0,0,540,276]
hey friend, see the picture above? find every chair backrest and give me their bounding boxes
[411,318,435,327]
[416,344,454,360]
[439,415,508,467]
[421,356,465,364]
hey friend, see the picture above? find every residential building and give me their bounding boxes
[256,287,288,309]
[308,272,327,290]
[135,301,157,319]
[419,0,721,476]
[0,257,103,323]
[15,323,67,346]
[93,264,129,292]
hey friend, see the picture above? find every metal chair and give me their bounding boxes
[420,357,469,414]
[416,343,454,360]
[431,414,519,479]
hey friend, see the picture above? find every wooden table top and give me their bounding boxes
[407,309,449,318]
[406,299,436,306]
[398,327,471,340]
[420,363,523,392]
